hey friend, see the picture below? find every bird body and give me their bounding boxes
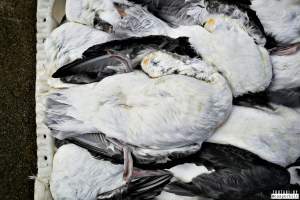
[170,24,272,97]
[51,144,124,200]
[52,23,273,97]
[251,0,300,45]
[51,143,291,200]
[51,144,172,200]
[52,36,199,84]
[269,44,300,91]
[208,105,300,167]
[127,0,266,45]
[65,0,170,37]
[46,69,232,153]
[60,0,273,96]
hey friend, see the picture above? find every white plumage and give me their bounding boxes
[168,163,214,183]
[269,50,300,91]
[208,105,300,167]
[288,166,300,185]
[50,144,124,200]
[47,67,232,150]
[51,145,213,200]
[155,191,211,200]
[45,22,113,88]
[172,20,272,97]
[66,0,121,28]
[63,0,273,96]
[45,1,300,199]
[66,0,170,37]
[141,51,218,83]
[251,0,300,44]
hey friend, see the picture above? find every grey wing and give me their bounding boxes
[52,55,131,84]
[67,133,124,162]
[166,166,289,199]
[97,169,172,200]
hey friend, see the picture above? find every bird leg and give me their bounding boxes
[106,52,134,73]
[123,146,134,183]
[106,137,133,183]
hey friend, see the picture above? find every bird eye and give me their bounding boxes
[151,60,160,66]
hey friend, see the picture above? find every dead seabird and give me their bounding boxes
[50,143,291,200]
[45,51,232,165]
[51,35,198,84]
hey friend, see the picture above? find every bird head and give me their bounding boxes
[141,51,183,78]
[203,16,236,33]
[204,18,217,32]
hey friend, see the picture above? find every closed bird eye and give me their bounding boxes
[151,60,160,66]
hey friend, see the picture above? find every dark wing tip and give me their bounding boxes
[52,58,86,78]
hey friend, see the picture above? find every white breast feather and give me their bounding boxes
[66,0,121,27]
[168,163,214,183]
[251,0,300,44]
[208,105,300,167]
[178,21,272,96]
[53,71,232,149]
[155,191,210,200]
[269,51,300,91]
[50,144,123,200]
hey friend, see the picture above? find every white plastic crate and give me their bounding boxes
[35,0,65,199]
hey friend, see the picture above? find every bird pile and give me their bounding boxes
[44,0,300,199]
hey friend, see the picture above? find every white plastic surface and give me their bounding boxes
[35,0,65,199]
